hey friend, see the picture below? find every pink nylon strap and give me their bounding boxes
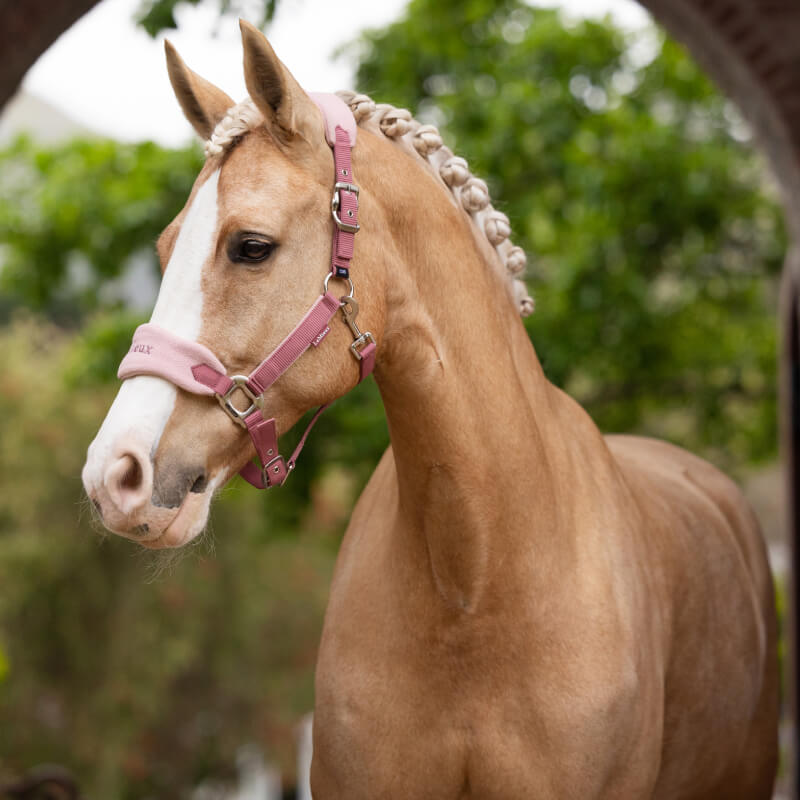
[309,93,359,279]
[190,292,339,399]
[186,290,358,490]
[238,403,330,489]
[359,341,377,382]
[330,127,358,278]
[118,324,226,395]
[191,363,233,396]
[241,415,287,488]
[247,292,340,395]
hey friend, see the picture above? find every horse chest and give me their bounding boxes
[313,588,663,800]
[312,660,660,800]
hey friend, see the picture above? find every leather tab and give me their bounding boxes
[245,412,279,465]
[240,412,290,488]
[192,364,233,395]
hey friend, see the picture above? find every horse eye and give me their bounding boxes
[233,238,275,264]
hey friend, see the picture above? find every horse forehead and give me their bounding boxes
[216,135,326,216]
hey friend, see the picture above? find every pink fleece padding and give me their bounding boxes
[309,93,357,147]
[117,323,227,396]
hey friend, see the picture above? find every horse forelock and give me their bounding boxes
[203,93,534,317]
[205,100,265,159]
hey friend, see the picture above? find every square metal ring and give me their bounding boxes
[217,375,259,427]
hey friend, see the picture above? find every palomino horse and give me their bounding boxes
[82,22,778,799]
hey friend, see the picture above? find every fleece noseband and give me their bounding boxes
[116,93,376,489]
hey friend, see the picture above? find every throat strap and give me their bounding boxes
[238,404,330,489]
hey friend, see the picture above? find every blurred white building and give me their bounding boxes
[0,89,92,145]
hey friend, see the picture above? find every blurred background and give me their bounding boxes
[0,0,788,797]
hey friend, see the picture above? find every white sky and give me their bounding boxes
[23,0,651,147]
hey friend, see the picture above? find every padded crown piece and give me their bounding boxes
[309,92,357,146]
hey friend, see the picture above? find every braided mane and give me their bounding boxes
[205,93,534,317]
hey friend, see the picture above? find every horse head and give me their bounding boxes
[82,23,388,547]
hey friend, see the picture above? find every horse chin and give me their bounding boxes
[96,482,216,549]
[138,488,215,550]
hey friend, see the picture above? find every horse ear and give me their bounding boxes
[239,19,322,143]
[165,40,235,140]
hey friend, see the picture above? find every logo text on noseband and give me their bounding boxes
[132,344,154,355]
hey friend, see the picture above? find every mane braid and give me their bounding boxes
[204,94,534,317]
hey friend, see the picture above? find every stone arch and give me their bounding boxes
[637,1,800,794]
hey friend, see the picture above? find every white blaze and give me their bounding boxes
[82,170,221,490]
[151,169,220,338]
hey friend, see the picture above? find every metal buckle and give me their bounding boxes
[262,455,290,487]
[331,182,360,234]
[338,295,375,361]
[216,375,259,428]
[350,332,376,360]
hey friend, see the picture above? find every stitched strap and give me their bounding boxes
[238,404,331,488]
[247,292,340,395]
[192,364,233,396]
[331,126,358,279]
[359,341,376,382]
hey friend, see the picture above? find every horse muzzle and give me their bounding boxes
[82,433,215,549]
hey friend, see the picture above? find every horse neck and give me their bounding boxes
[365,144,568,610]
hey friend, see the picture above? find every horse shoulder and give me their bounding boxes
[605,434,778,798]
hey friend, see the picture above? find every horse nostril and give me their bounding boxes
[120,456,143,492]
[190,473,208,494]
[105,449,153,515]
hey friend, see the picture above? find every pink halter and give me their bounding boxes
[117,93,376,489]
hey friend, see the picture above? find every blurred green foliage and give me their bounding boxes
[0,3,788,796]
[0,318,346,797]
[0,137,202,323]
[136,0,277,37]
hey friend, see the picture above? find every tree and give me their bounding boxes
[0,0,277,111]
[2,3,783,466]
[0,318,341,798]
[0,0,98,112]
[0,136,203,323]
